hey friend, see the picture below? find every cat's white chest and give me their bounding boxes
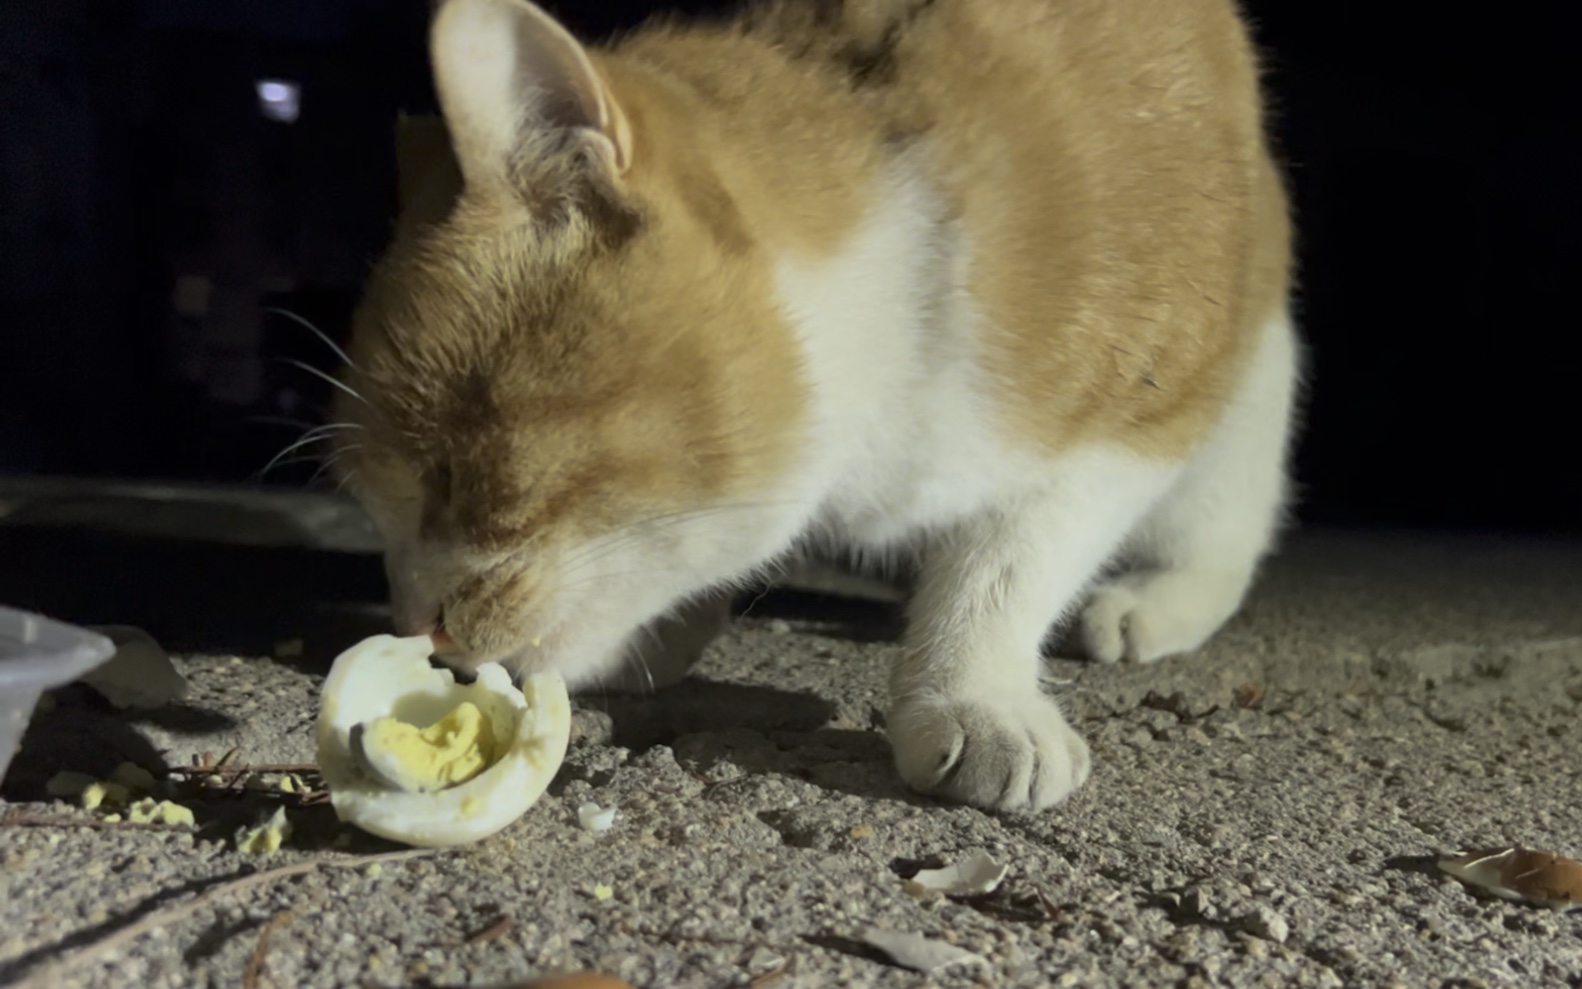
[773,162,1036,548]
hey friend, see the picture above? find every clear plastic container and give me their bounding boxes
[0,607,115,785]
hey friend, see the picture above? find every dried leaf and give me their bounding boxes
[859,928,985,973]
[1233,682,1266,709]
[1439,847,1582,910]
[465,915,513,943]
[902,849,1008,898]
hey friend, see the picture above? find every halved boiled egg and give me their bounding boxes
[316,634,571,847]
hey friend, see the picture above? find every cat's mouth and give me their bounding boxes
[428,619,566,680]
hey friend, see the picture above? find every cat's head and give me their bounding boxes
[332,0,807,685]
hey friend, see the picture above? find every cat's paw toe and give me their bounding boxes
[1080,569,1243,664]
[888,696,1090,811]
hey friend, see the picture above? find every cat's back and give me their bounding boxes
[729,0,1292,459]
[903,0,1289,457]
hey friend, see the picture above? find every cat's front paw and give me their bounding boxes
[888,696,1091,811]
[1079,569,1244,664]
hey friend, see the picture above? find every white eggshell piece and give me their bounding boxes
[903,848,1008,898]
[578,801,617,832]
[316,634,571,847]
[860,928,985,974]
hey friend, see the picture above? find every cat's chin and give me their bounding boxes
[461,628,625,692]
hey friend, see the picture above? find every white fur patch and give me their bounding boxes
[774,161,1062,550]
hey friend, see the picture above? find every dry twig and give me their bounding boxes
[464,915,514,944]
[166,762,320,778]
[242,909,295,989]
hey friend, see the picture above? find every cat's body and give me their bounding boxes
[337,0,1299,811]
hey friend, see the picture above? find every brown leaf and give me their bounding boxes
[465,915,514,944]
[1233,682,1266,709]
[1439,847,1582,910]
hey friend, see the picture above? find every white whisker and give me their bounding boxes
[267,306,359,372]
[282,358,367,405]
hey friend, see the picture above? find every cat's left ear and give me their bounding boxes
[429,0,633,196]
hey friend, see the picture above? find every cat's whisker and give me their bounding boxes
[280,358,368,406]
[331,466,360,495]
[260,430,347,476]
[266,307,360,373]
[257,455,325,478]
[308,455,354,488]
[631,624,668,694]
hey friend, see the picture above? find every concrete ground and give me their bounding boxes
[2,530,1581,988]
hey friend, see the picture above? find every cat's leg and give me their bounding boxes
[888,453,1179,811]
[602,590,734,693]
[1080,311,1299,664]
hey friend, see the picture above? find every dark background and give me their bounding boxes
[2,0,1577,534]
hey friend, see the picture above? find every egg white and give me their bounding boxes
[315,634,570,847]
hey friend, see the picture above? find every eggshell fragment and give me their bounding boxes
[902,848,1008,899]
[860,928,986,974]
[316,634,571,848]
[577,802,617,832]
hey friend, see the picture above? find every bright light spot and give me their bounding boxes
[255,79,301,123]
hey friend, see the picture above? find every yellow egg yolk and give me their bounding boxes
[359,701,498,792]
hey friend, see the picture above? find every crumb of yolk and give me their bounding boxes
[360,701,497,792]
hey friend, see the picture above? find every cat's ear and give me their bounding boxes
[429,0,633,196]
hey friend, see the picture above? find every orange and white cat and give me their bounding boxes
[334,0,1298,811]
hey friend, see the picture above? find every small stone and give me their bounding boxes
[1240,904,1289,944]
[1182,886,1213,918]
[80,626,188,709]
[593,884,614,901]
[746,947,786,974]
[848,823,876,840]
